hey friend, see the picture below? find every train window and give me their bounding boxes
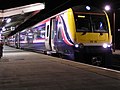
[27,33,33,42]
[47,25,49,37]
[58,28,62,40]
[75,14,91,32]
[91,15,108,32]
[51,19,56,39]
[20,35,26,41]
[33,25,45,40]
[75,14,108,33]
[40,27,45,38]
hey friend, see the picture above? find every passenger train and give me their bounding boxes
[6,5,112,66]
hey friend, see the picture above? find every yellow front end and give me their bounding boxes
[74,11,112,53]
[71,7,112,66]
[77,11,112,47]
[62,6,112,66]
[75,32,111,47]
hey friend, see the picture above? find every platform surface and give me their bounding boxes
[0,45,119,90]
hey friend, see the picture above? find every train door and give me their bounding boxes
[45,20,52,51]
[17,33,20,48]
[50,18,56,52]
[15,33,20,48]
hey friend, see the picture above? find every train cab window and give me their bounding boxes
[91,15,108,32]
[74,14,108,33]
[75,15,91,32]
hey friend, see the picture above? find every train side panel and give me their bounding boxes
[18,23,46,52]
[19,30,28,49]
[53,9,75,59]
[31,23,46,52]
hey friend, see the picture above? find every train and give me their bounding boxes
[6,5,112,67]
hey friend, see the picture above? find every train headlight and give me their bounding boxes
[103,43,111,48]
[74,43,84,49]
[75,44,79,48]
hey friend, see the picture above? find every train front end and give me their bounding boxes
[72,5,112,66]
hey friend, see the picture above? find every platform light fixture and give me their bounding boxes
[86,6,91,11]
[6,18,11,23]
[2,27,6,31]
[104,5,111,11]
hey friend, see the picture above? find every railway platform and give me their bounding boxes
[0,45,120,90]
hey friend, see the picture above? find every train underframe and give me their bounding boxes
[74,46,112,67]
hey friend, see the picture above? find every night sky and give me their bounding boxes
[0,0,118,10]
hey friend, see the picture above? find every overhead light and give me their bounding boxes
[104,5,111,11]
[6,18,11,23]
[10,27,15,31]
[2,18,4,22]
[86,6,91,11]
[2,27,6,31]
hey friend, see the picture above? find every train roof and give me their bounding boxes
[72,5,104,14]
[31,5,106,29]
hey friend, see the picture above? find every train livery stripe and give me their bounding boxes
[61,28,73,46]
[60,16,74,45]
[33,39,45,43]
[58,15,74,46]
[20,41,27,43]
